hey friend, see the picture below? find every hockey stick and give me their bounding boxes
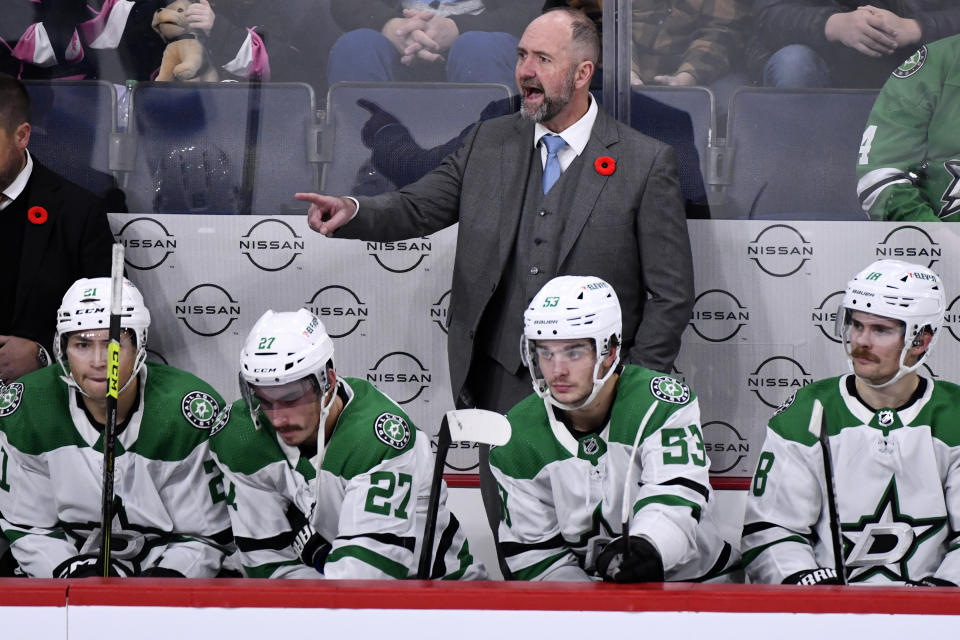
[620,400,659,566]
[809,398,847,585]
[417,409,511,579]
[99,243,125,577]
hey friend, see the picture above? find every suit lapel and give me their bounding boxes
[497,115,535,268]
[557,110,620,266]
[13,163,60,324]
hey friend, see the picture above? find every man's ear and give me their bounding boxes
[574,59,594,90]
[13,121,30,152]
[910,331,933,356]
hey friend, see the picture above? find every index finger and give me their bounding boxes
[295,192,334,207]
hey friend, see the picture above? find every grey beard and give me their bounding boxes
[520,93,570,123]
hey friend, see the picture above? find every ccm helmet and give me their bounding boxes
[522,275,622,410]
[239,309,336,428]
[836,259,945,387]
[55,277,151,395]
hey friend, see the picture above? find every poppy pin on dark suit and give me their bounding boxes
[594,156,616,176]
[27,206,48,225]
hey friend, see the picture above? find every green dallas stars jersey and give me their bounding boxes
[0,363,232,577]
[742,375,960,585]
[857,34,960,221]
[489,366,738,581]
[210,377,486,580]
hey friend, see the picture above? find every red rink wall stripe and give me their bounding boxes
[63,580,960,614]
[0,579,67,606]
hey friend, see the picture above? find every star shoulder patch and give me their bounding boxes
[181,391,221,430]
[374,412,411,450]
[650,376,690,404]
[0,382,24,417]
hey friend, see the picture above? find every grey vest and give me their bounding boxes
[477,142,588,372]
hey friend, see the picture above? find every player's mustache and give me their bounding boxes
[850,347,879,362]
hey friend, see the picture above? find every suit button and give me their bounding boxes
[538,209,548,216]
[529,266,540,275]
[534,238,543,245]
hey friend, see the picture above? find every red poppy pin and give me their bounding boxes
[594,156,616,176]
[27,206,48,225]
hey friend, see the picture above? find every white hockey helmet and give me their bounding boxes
[521,275,622,410]
[835,259,945,388]
[55,277,151,395]
[238,309,336,428]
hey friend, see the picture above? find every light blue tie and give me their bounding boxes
[541,134,567,194]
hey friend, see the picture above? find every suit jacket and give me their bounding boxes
[339,108,695,407]
[9,160,114,356]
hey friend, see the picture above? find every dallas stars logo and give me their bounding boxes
[0,383,24,417]
[650,376,690,404]
[840,476,945,583]
[181,391,221,430]
[374,413,411,450]
[938,160,960,220]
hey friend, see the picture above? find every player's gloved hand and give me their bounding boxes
[357,99,402,148]
[595,536,664,583]
[905,576,957,587]
[54,554,133,578]
[782,568,842,585]
[292,522,331,573]
[140,566,186,578]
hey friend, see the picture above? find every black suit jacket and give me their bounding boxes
[9,160,114,356]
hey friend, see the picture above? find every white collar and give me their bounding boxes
[532,94,598,157]
[0,150,33,210]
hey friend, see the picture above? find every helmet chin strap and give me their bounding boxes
[310,381,338,530]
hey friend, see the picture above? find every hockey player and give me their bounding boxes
[0,277,232,577]
[488,275,737,582]
[210,308,486,580]
[742,259,960,586]
[857,34,960,221]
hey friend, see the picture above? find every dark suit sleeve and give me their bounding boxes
[337,120,485,241]
[629,143,694,373]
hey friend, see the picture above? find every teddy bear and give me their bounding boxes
[152,0,219,82]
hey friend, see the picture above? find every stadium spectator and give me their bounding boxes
[326,0,541,88]
[752,0,960,88]
[856,34,960,221]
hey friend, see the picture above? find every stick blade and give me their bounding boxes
[445,409,511,447]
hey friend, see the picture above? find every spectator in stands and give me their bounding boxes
[488,275,738,581]
[0,74,113,384]
[753,0,960,88]
[297,8,694,416]
[742,259,959,586]
[543,0,749,116]
[326,0,541,89]
[178,0,341,91]
[856,34,960,221]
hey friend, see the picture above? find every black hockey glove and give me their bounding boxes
[357,99,402,149]
[905,577,957,587]
[140,566,186,578]
[286,503,331,573]
[596,536,664,583]
[54,554,133,578]
[292,522,331,573]
[782,568,842,585]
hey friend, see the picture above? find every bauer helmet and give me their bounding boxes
[521,275,622,410]
[835,259,945,388]
[239,309,336,429]
[55,277,151,395]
